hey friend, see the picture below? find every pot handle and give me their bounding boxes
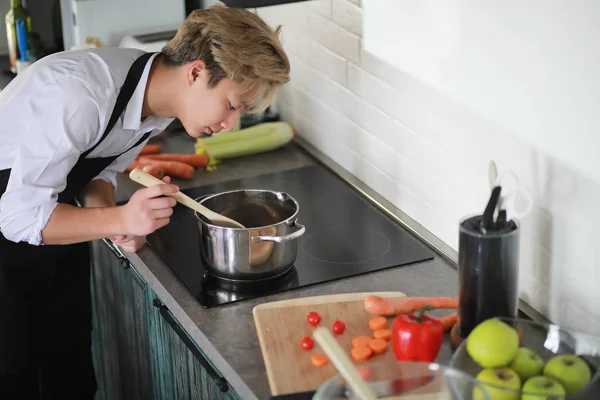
[251,223,306,243]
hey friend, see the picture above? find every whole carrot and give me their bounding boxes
[140,153,209,168]
[139,144,162,155]
[440,312,459,332]
[136,158,194,180]
[141,164,164,179]
[364,296,458,316]
[125,159,139,173]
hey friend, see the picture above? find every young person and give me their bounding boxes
[0,4,290,398]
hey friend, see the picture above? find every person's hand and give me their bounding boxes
[110,234,146,253]
[119,175,178,236]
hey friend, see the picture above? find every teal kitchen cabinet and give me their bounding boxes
[90,239,240,400]
[90,239,153,400]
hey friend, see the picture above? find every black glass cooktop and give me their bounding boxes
[145,164,434,307]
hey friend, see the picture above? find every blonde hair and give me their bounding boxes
[161,4,291,113]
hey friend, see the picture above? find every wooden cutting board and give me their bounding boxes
[252,292,407,396]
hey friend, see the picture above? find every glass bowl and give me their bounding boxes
[450,317,600,399]
[312,361,492,400]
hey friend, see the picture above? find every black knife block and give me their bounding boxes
[456,214,520,341]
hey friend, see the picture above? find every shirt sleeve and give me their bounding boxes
[0,77,101,245]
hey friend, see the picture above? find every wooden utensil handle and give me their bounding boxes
[313,327,376,400]
[129,168,246,228]
[129,167,167,186]
[129,168,208,214]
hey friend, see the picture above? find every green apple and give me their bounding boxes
[466,318,520,368]
[509,347,545,382]
[521,376,566,400]
[472,367,521,400]
[544,354,592,395]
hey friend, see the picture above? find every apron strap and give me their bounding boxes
[120,130,153,156]
[81,52,156,159]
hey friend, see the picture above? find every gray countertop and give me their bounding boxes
[112,128,463,400]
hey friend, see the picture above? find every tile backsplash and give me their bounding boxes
[257,0,600,334]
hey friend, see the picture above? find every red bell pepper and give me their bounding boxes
[390,305,444,362]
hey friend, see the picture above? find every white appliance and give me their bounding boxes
[118,27,180,52]
[59,0,186,50]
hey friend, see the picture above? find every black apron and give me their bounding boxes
[0,51,155,399]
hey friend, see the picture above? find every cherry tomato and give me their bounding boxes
[332,320,346,335]
[300,336,314,351]
[307,311,321,326]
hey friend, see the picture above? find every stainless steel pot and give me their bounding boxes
[194,189,305,281]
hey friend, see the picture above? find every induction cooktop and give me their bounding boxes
[144,164,435,307]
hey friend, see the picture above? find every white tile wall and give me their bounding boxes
[258,0,600,334]
[332,0,362,37]
[305,10,360,64]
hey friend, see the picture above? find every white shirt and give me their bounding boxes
[0,47,174,245]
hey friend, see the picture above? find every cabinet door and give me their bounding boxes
[91,239,241,400]
[90,239,154,400]
[149,297,241,400]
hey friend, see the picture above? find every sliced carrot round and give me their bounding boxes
[311,353,328,367]
[352,335,372,349]
[368,338,388,354]
[368,316,388,331]
[351,346,373,362]
[373,328,392,341]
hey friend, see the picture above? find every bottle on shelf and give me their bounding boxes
[5,0,32,73]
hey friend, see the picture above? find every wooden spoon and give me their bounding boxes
[312,327,377,400]
[128,168,246,229]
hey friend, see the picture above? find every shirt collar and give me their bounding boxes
[122,52,160,130]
